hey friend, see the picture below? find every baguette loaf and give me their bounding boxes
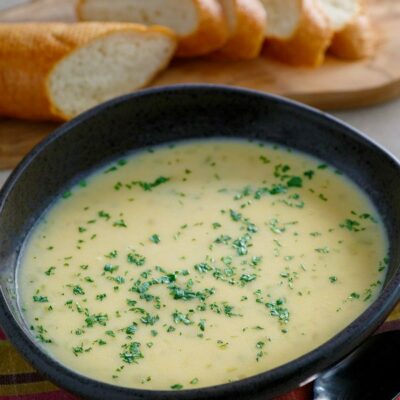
[0,22,176,121]
[77,0,229,57]
[329,12,377,60]
[213,0,267,60]
[260,0,333,67]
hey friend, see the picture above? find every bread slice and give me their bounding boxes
[316,0,361,32]
[213,0,267,60]
[77,0,229,57]
[0,22,176,121]
[329,12,377,60]
[260,0,333,67]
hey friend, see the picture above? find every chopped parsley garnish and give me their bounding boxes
[172,311,193,325]
[105,250,118,259]
[349,292,360,300]
[125,323,138,335]
[127,251,146,266]
[287,176,303,188]
[133,176,170,191]
[113,219,127,228]
[120,342,143,364]
[266,298,290,324]
[198,319,206,331]
[232,234,251,256]
[240,274,257,283]
[33,295,48,303]
[315,247,330,254]
[44,266,56,276]
[340,219,363,232]
[304,170,314,179]
[62,190,72,199]
[98,210,111,220]
[230,209,242,222]
[150,234,160,244]
[104,264,119,273]
[194,263,212,273]
[85,313,108,327]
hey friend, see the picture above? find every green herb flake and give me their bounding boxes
[104,264,119,273]
[120,342,143,364]
[172,311,193,325]
[304,170,314,179]
[33,295,48,303]
[340,219,363,232]
[44,266,56,276]
[315,247,330,254]
[127,251,146,266]
[125,323,138,335]
[349,292,360,300]
[171,384,183,390]
[62,191,72,199]
[133,176,170,191]
[150,234,161,244]
[98,210,111,220]
[240,274,257,283]
[113,219,127,228]
[259,155,270,164]
[72,285,85,295]
[230,209,242,222]
[287,176,303,188]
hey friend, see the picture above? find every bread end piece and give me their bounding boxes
[263,0,333,67]
[213,0,267,60]
[0,23,176,121]
[329,13,377,60]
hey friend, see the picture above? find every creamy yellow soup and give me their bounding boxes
[18,139,387,390]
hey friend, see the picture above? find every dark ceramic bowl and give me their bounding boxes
[0,85,400,400]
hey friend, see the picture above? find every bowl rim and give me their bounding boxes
[1,84,400,400]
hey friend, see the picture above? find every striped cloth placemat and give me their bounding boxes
[1,310,399,400]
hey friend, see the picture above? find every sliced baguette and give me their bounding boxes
[213,0,267,60]
[77,0,229,57]
[260,0,333,67]
[329,12,377,60]
[0,22,176,121]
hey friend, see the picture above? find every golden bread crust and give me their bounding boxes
[264,0,334,67]
[213,0,267,60]
[176,0,229,57]
[0,22,176,121]
[329,13,376,60]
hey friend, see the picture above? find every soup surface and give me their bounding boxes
[19,139,387,390]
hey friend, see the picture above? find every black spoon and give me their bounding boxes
[314,330,400,400]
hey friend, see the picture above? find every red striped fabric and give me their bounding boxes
[0,392,78,400]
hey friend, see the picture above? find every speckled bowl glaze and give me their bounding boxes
[0,85,400,400]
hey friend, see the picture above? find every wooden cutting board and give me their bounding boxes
[0,0,399,170]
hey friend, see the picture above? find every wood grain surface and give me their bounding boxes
[0,0,399,169]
